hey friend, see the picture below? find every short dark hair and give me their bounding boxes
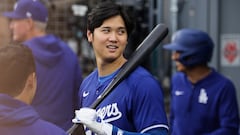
[0,45,36,96]
[87,1,135,36]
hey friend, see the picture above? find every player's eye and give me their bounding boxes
[118,29,126,35]
[101,28,110,33]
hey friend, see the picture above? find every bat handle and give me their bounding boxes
[67,124,85,135]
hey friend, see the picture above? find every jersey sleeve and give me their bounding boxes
[212,79,239,134]
[127,73,169,132]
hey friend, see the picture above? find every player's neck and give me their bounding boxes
[25,29,46,41]
[186,66,212,84]
[97,57,127,77]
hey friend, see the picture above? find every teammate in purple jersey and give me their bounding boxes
[3,0,82,130]
[72,1,169,135]
[163,28,239,135]
[0,45,67,135]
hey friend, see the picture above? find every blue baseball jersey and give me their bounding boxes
[79,66,169,134]
[170,69,239,135]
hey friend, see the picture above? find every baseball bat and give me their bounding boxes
[67,23,168,135]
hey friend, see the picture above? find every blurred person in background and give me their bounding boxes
[3,0,82,130]
[163,28,239,135]
[0,45,67,135]
[0,16,11,47]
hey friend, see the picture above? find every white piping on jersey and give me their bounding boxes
[140,124,169,133]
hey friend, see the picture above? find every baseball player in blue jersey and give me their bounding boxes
[163,28,239,135]
[72,1,169,135]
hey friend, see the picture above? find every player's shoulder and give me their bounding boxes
[126,66,161,86]
[209,69,235,87]
[131,66,152,76]
[124,66,163,97]
[172,71,186,81]
[128,66,156,80]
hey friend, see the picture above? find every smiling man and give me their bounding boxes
[72,1,169,135]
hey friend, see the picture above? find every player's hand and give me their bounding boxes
[72,107,113,135]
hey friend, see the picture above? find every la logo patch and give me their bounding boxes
[198,88,208,104]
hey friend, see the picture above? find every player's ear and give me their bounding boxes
[26,18,34,30]
[87,30,93,43]
[15,72,37,104]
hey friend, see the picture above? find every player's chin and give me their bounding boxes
[13,36,22,43]
[175,62,186,72]
[104,56,118,63]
